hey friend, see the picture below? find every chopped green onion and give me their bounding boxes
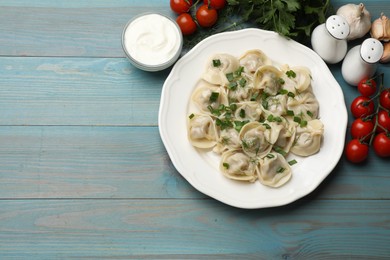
[250,92,260,101]
[278,89,288,95]
[228,81,238,90]
[239,109,246,118]
[239,77,247,87]
[287,92,295,98]
[209,92,219,102]
[293,116,301,124]
[273,146,287,156]
[278,78,285,85]
[226,72,234,82]
[223,162,230,169]
[300,120,308,127]
[234,120,249,132]
[212,59,221,67]
[276,167,285,173]
[229,103,237,111]
[288,159,298,166]
[307,110,314,118]
[234,66,244,77]
[189,113,195,119]
[262,123,271,129]
[286,70,296,78]
[286,110,295,116]
[266,153,275,159]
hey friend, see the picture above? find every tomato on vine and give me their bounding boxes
[379,89,390,110]
[345,139,369,163]
[196,4,218,28]
[357,77,377,97]
[176,13,197,35]
[203,0,226,10]
[170,0,193,14]
[376,110,390,133]
[350,96,375,118]
[373,132,390,157]
[350,118,374,141]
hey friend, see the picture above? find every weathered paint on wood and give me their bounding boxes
[0,0,390,258]
[0,199,389,259]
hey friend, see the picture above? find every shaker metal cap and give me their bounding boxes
[360,38,384,64]
[326,15,349,40]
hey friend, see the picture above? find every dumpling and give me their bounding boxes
[239,122,272,157]
[213,128,241,154]
[258,152,292,188]
[264,94,287,116]
[264,121,285,145]
[273,121,297,153]
[239,49,272,75]
[220,150,258,182]
[290,119,324,156]
[187,113,218,149]
[234,101,263,122]
[287,91,319,121]
[202,53,240,85]
[191,81,228,115]
[226,74,253,102]
[280,65,312,94]
[253,65,283,95]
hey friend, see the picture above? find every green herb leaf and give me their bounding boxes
[212,59,221,67]
[286,70,296,78]
[209,92,219,102]
[288,159,298,166]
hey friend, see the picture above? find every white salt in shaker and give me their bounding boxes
[341,38,384,86]
[311,15,350,64]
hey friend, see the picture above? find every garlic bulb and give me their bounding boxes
[371,13,390,42]
[336,3,371,40]
[380,42,390,63]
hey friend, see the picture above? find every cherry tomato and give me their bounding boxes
[350,118,374,141]
[170,0,193,14]
[350,96,375,118]
[376,110,390,133]
[345,139,369,163]
[203,0,226,10]
[176,13,197,35]
[357,77,377,97]
[373,132,390,157]
[379,88,390,110]
[196,4,218,28]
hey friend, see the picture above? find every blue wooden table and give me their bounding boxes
[1,0,390,258]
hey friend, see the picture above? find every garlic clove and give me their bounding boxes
[380,42,390,63]
[371,13,390,42]
[336,3,372,40]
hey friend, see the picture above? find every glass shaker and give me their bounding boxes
[311,15,350,64]
[341,38,384,86]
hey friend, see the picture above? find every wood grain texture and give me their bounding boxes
[0,1,170,57]
[1,199,389,259]
[0,126,389,200]
[0,0,390,258]
[0,57,168,126]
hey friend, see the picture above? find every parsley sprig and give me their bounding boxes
[182,0,332,52]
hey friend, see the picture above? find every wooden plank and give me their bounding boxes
[0,1,170,57]
[0,1,389,57]
[0,126,389,200]
[0,199,389,258]
[0,126,201,199]
[1,57,390,127]
[0,57,168,126]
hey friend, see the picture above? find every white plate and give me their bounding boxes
[158,28,347,209]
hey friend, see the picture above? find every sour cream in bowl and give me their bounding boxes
[122,13,183,72]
